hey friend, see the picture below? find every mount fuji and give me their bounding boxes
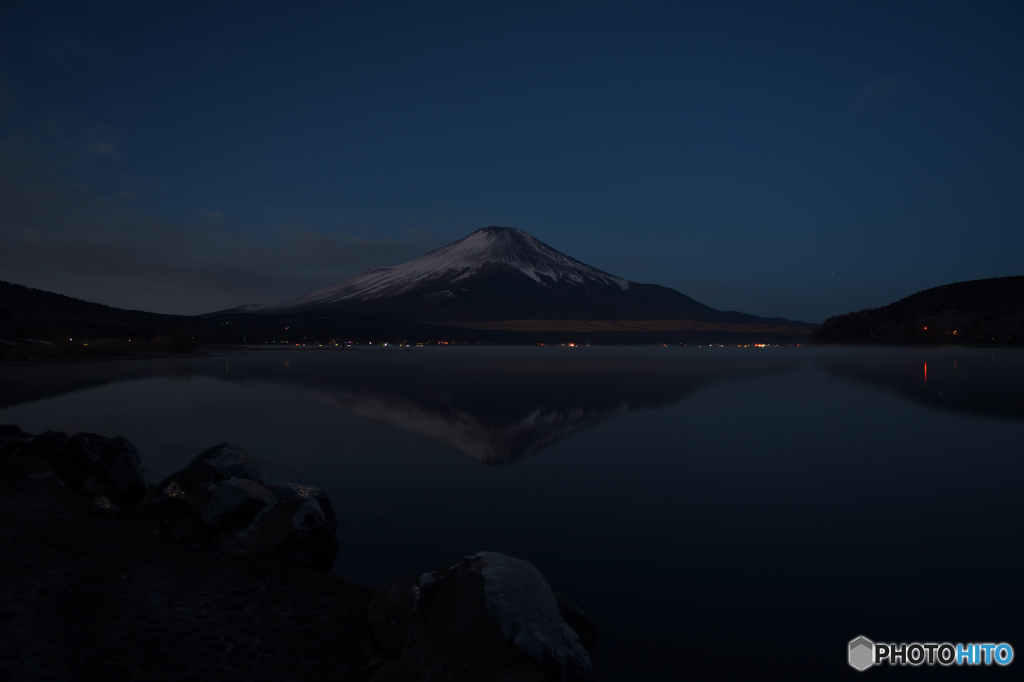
[226,227,812,331]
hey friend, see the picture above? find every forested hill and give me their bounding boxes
[812,276,1024,345]
[0,279,197,335]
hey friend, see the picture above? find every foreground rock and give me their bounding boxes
[142,443,343,570]
[0,425,147,503]
[0,482,378,681]
[368,552,598,682]
[1,425,602,679]
[81,436,149,504]
[1,427,344,570]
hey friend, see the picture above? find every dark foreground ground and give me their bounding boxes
[0,482,382,682]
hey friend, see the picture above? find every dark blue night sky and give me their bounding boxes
[1,1,1021,322]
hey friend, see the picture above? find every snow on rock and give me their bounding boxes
[474,551,592,673]
[367,551,597,681]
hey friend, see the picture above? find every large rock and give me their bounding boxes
[140,477,198,539]
[177,443,264,495]
[217,482,340,570]
[81,436,148,505]
[201,476,279,530]
[0,428,67,461]
[21,430,69,459]
[368,573,423,657]
[54,432,110,490]
[141,445,341,570]
[142,442,266,522]
[369,552,596,682]
[0,424,26,439]
[0,427,148,502]
[0,428,151,499]
[0,425,33,458]
[0,455,58,485]
[554,593,600,652]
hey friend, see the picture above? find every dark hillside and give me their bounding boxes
[813,276,1024,345]
[0,280,206,346]
[0,280,436,353]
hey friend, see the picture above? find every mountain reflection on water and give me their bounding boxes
[1,347,1021,465]
[0,348,798,464]
[301,356,794,464]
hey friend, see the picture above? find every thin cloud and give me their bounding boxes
[0,124,469,314]
[0,195,455,314]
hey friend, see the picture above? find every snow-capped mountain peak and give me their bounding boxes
[216,225,804,327]
[247,227,630,313]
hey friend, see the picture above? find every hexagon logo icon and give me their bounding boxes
[849,636,874,671]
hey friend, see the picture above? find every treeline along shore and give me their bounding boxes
[7,275,1022,355]
[813,276,1024,346]
[0,279,812,359]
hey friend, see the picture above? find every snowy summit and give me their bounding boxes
[224,226,799,325]
[244,227,629,314]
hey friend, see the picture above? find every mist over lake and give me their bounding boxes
[2,346,1022,678]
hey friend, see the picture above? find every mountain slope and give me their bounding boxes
[230,227,810,327]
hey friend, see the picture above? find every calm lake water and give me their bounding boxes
[2,346,1022,679]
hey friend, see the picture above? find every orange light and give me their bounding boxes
[923,327,928,330]
[924,362,927,383]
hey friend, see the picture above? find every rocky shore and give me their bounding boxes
[0,426,598,681]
